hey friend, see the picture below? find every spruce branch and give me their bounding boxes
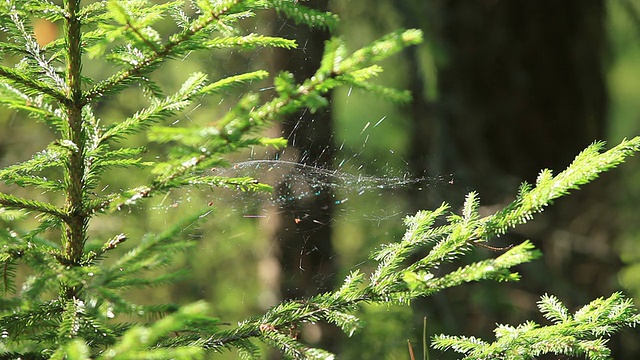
[196,137,640,355]
[2,1,639,358]
[0,85,66,134]
[168,213,534,353]
[98,72,210,144]
[0,258,18,296]
[271,0,339,30]
[0,192,67,220]
[83,22,423,215]
[196,70,270,95]
[82,233,127,265]
[82,0,338,105]
[404,241,540,297]
[0,145,66,190]
[92,302,208,360]
[83,0,248,104]
[6,4,67,91]
[433,293,640,360]
[0,299,64,343]
[473,138,640,242]
[204,34,297,49]
[0,65,68,103]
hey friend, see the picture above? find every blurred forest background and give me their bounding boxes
[3,0,640,358]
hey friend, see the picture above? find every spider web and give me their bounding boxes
[209,157,454,222]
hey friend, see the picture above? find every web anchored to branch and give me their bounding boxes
[0,0,639,359]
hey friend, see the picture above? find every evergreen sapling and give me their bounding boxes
[0,1,639,359]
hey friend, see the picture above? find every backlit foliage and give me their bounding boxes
[0,0,638,358]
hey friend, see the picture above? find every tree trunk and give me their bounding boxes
[262,1,340,355]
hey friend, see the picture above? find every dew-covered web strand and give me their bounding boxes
[212,159,453,212]
[217,158,445,187]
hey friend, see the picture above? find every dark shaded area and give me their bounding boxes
[397,0,639,357]
[264,0,341,355]
[433,1,606,190]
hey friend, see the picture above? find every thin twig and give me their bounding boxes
[470,240,514,252]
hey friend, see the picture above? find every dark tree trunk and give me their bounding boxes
[263,1,340,355]
[400,0,637,357]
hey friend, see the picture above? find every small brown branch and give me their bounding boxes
[408,340,416,360]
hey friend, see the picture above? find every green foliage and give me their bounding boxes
[0,0,639,359]
[433,292,640,360]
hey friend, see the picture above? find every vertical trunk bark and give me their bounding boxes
[262,1,340,355]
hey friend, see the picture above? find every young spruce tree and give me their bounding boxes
[0,1,639,359]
